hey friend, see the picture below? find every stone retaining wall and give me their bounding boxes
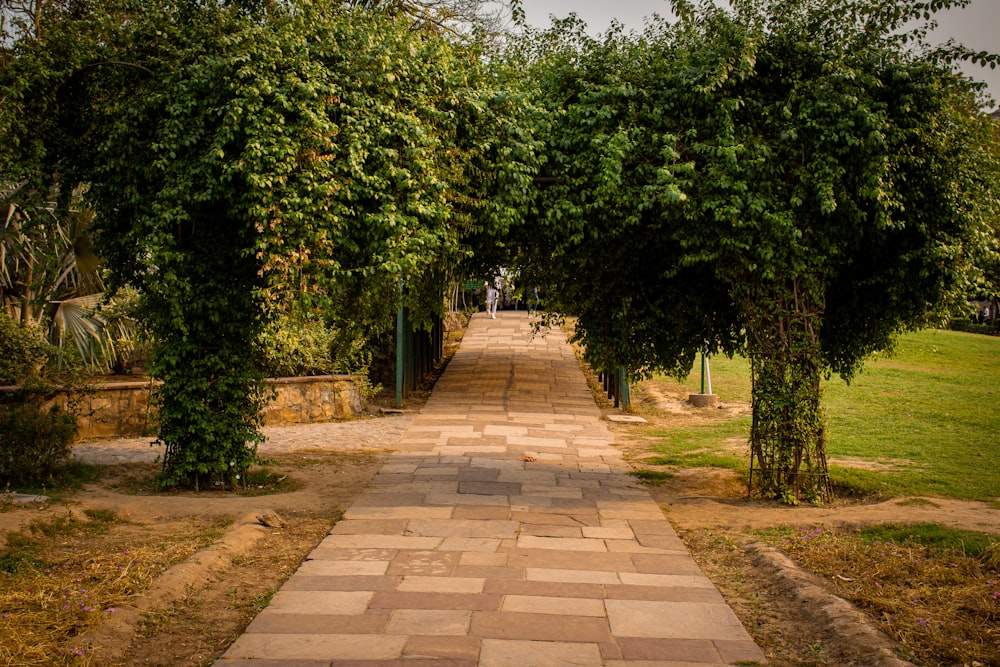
[262,376,363,428]
[1,375,363,441]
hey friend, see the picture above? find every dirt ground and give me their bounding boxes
[3,380,999,666]
[102,451,387,666]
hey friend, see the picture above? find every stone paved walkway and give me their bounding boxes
[216,311,767,666]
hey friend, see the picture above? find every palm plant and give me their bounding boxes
[1,179,135,371]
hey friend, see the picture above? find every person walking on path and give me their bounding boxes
[485,281,499,318]
[529,285,540,316]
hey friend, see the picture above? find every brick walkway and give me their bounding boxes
[216,311,766,666]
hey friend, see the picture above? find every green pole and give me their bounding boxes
[700,348,707,394]
[396,279,404,408]
[620,369,630,412]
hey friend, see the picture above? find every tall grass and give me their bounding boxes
[645,329,1000,502]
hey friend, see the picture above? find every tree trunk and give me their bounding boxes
[150,210,266,489]
[20,258,34,324]
[745,279,832,504]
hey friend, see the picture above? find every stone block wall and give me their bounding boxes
[1,375,363,441]
[261,376,363,427]
[72,380,157,440]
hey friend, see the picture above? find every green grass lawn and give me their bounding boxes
[643,329,1000,502]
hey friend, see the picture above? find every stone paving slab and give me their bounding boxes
[217,311,766,666]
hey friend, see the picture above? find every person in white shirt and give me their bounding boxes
[485,282,498,319]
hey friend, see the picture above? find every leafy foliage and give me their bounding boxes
[1,0,537,488]
[1,1,139,374]
[0,404,77,488]
[0,310,50,385]
[0,183,96,322]
[0,307,93,402]
[257,314,340,378]
[514,0,1000,502]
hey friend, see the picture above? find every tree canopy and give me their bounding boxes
[511,0,1000,501]
[2,0,997,500]
[1,0,537,487]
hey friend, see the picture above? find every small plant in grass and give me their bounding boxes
[6,461,102,505]
[231,589,276,616]
[0,532,40,574]
[894,498,940,508]
[237,467,299,496]
[858,523,999,562]
[630,470,674,485]
[82,508,119,525]
[749,526,796,540]
[641,456,677,467]
[762,523,999,666]
[99,462,299,497]
[27,512,109,539]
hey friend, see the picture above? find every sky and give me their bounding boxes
[519,0,1000,110]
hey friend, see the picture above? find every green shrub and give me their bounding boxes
[257,315,336,377]
[0,313,52,385]
[0,405,78,488]
[257,314,373,379]
[948,317,998,335]
[100,287,149,375]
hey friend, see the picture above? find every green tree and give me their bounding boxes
[345,0,522,36]
[968,113,1000,323]
[508,16,744,379]
[1,0,537,488]
[516,0,1000,502]
[1,1,138,370]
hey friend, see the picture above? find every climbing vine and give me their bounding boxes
[513,0,1000,503]
[2,0,536,488]
[742,278,831,504]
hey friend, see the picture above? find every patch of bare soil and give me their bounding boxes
[115,508,343,666]
[111,450,387,666]
[604,381,1000,667]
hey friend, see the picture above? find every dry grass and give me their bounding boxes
[768,525,1000,667]
[678,528,834,666]
[0,510,229,665]
[119,511,340,666]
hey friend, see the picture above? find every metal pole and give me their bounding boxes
[700,348,707,394]
[704,351,713,396]
[620,369,630,412]
[396,278,404,408]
